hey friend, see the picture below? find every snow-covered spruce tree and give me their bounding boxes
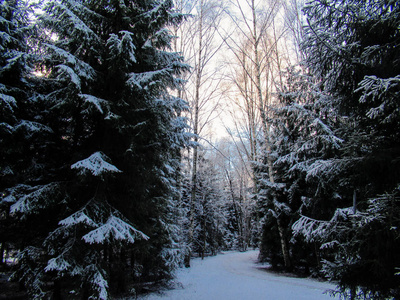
[195,154,227,257]
[292,0,400,298]
[180,152,227,258]
[9,0,189,298]
[0,0,50,267]
[301,0,400,196]
[256,66,344,272]
[293,185,400,299]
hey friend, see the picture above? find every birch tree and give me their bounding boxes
[223,0,294,269]
[173,0,226,267]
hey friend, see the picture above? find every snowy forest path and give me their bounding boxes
[137,250,339,300]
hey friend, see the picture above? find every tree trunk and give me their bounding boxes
[276,216,291,270]
[186,0,204,268]
[0,242,5,265]
[201,215,206,260]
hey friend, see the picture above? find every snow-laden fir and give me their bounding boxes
[71,152,122,176]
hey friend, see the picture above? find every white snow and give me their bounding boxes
[79,94,109,114]
[71,152,122,176]
[107,31,136,63]
[15,120,53,135]
[57,64,81,89]
[46,44,96,80]
[10,183,59,214]
[137,251,339,300]
[82,214,149,244]
[45,256,71,272]
[1,93,17,110]
[91,270,109,300]
[59,210,97,227]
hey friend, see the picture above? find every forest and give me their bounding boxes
[0,0,399,299]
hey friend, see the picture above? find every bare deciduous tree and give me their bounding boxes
[221,0,296,269]
[173,0,227,267]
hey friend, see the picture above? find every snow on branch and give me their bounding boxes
[44,1,99,44]
[0,166,13,177]
[292,215,329,242]
[14,120,53,137]
[1,93,17,112]
[357,75,400,122]
[311,118,343,142]
[293,206,360,244]
[127,69,171,90]
[84,265,108,300]
[91,269,108,300]
[79,94,109,114]
[3,52,25,72]
[107,31,136,63]
[59,210,97,228]
[1,184,32,204]
[46,44,96,80]
[258,178,286,190]
[45,256,71,272]
[151,28,171,47]
[0,122,13,135]
[82,214,149,244]
[273,199,292,215]
[305,158,347,181]
[71,152,121,177]
[56,64,81,89]
[357,75,400,103]
[10,183,60,214]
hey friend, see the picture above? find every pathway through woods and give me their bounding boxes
[137,250,339,300]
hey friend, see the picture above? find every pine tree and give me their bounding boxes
[6,0,189,298]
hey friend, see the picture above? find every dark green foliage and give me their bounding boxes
[0,0,49,268]
[256,66,343,273]
[1,0,189,298]
[284,0,400,298]
[180,153,227,258]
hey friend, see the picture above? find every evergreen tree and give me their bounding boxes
[180,152,227,259]
[301,0,400,197]
[0,0,48,268]
[5,0,189,298]
[293,185,400,299]
[257,66,343,271]
[292,0,400,298]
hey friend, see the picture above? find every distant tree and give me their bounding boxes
[180,150,228,258]
[217,139,254,252]
[223,0,298,269]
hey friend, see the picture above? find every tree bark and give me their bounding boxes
[186,0,204,268]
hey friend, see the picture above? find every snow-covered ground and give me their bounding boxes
[137,250,339,300]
